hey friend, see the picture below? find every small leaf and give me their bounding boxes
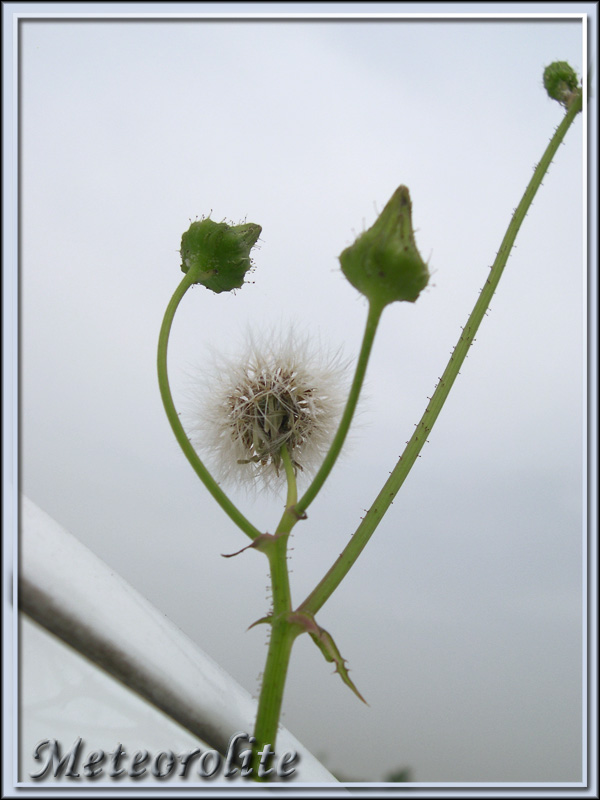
[288,613,367,704]
[247,615,272,631]
[221,532,284,558]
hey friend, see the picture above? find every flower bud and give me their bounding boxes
[180,219,261,293]
[340,186,429,307]
[543,61,580,108]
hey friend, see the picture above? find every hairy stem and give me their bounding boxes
[281,443,298,509]
[300,94,582,616]
[251,446,302,779]
[297,298,384,515]
[158,273,262,541]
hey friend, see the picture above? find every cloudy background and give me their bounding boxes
[17,5,587,785]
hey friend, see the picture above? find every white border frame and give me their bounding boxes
[3,3,597,797]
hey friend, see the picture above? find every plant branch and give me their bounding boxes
[297,298,384,515]
[157,273,262,541]
[299,94,582,616]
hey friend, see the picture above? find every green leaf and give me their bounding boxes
[288,613,367,704]
[247,615,273,631]
[221,532,285,558]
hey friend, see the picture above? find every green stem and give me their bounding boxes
[157,273,262,541]
[251,616,299,779]
[251,446,300,779]
[281,444,298,509]
[297,298,384,515]
[299,95,582,617]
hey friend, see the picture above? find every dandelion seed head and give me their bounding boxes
[186,328,347,492]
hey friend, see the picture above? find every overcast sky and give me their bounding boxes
[16,4,589,785]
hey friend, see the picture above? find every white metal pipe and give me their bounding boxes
[18,495,339,784]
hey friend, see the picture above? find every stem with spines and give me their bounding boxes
[299,90,583,617]
[251,445,302,779]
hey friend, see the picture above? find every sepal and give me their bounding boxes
[180,218,261,293]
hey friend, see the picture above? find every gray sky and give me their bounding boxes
[17,5,588,784]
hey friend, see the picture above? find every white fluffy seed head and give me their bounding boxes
[186,329,347,492]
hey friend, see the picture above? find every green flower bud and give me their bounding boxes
[543,61,580,108]
[180,218,262,293]
[340,186,429,307]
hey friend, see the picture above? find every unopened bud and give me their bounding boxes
[543,61,580,108]
[340,186,429,307]
[180,219,261,293]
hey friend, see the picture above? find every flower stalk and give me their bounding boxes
[297,185,430,514]
[297,298,384,515]
[157,271,262,541]
[299,86,583,617]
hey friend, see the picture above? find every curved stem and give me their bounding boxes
[300,95,582,616]
[297,298,384,515]
[157,274,262,541]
